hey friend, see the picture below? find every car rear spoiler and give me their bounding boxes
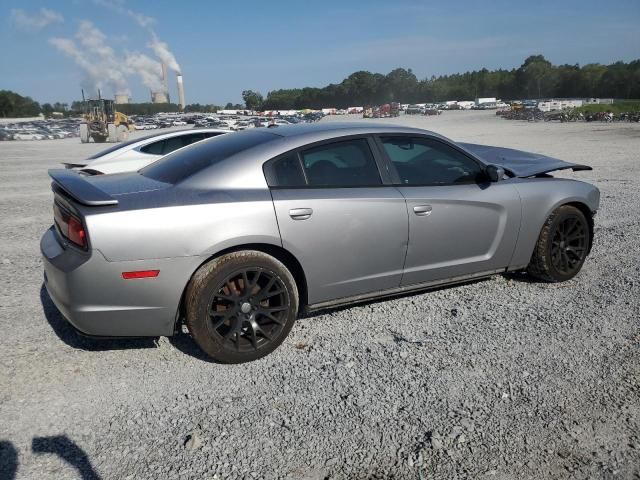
[49,169,118,206]
[459,143,592,178]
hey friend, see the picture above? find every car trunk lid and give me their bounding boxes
[49,169,170,206]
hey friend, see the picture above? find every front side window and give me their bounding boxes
[300,139,381,187]
[381,137,482,185]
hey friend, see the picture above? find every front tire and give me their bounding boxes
[185,251,299,363]
[527,205,591,282]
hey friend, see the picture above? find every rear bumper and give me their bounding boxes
[41,226,199,337]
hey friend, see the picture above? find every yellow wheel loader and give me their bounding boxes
[80,92,135,143]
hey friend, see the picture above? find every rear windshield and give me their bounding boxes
[140,130,276,184]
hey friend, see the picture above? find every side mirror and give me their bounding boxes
[486,164,505,182]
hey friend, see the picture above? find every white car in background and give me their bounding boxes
[63,128,229,174]
[266,118,292,128]
[13,130,47,140]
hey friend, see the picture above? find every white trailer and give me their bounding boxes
[457,101,475,110]
[537,99,584,112]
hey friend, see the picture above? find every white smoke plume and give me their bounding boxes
[92,0,155,29]
[49,20,174,97]
[148,33,181,74]
[11,8,64,31]
[93,0,182,73]
[48,2,181,99]
[124,52,164,91]
[49,21,130,95]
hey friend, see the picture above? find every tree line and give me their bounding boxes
[0,91,245,117]
[245,55,640,110]
[2,55,638,117]
[0,90,42,117]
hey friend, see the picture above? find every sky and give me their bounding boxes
[1,0,639,105]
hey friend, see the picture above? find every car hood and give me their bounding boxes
[87,172,170,197]
[459,143,592,177]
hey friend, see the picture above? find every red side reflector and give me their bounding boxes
[122,270,160,280]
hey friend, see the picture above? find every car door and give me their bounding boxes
[376,135,521,286]
[265,137,408,305]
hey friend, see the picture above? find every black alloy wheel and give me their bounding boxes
[549,215,588,276]
[527,205,591,282]
[185,250,299,363]
[208,268,289,353]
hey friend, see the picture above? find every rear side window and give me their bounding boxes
[162,136,187,154]
[140,140,165,155]
[264,153,306,187]
[87,133,162,159]
[301,139,381,187]
[203,132,224,139]
[141,130,276,184]
[264,139,382,188]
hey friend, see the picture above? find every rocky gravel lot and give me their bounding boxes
[1,111,639,479]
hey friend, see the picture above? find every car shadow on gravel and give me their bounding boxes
[166,278,500,362]
[298,277,494,319]
[167,331,213,362]
[40,284,156,353]
[501,271,540,283]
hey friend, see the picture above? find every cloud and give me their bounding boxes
[11,8,64,31]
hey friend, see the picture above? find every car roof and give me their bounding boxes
[261,121,441,140]
[169,122,454,190]
[131,128,229,143]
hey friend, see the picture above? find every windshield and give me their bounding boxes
[140,130,277,184]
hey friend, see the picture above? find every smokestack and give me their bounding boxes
[115,93,129,104]
[176,73,185,110]
[151,91,168,103]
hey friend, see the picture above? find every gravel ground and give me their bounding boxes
[1,111,639,479]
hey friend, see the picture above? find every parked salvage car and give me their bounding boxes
[63,128,229,174]
[42,123,599,363]
[13,129,47,140]
[405,104,425,115]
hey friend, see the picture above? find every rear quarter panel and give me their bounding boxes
[510,178,600,268]
[84,188,282,262]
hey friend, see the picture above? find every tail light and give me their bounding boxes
[53,203,87,249]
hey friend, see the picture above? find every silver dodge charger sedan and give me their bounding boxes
[41,123,599,363]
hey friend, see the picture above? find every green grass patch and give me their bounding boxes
[575,101,640,114]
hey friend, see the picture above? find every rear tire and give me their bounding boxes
[527,205,591,282]
[107,124,118,142]
[185,251,299,363]
[116,124,129,142]
[79,124,89,143]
